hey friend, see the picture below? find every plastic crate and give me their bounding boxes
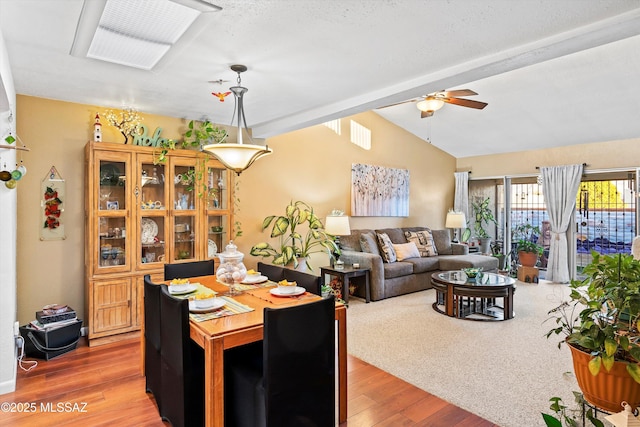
[19,319,82,360]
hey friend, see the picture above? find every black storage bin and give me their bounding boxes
[19,319,82,360]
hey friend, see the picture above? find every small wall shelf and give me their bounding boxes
[0,145,30,151]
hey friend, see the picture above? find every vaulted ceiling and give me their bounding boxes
[1,0,639,157]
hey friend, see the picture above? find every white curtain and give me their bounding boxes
[541,164,583,283]
[454,172,469,224]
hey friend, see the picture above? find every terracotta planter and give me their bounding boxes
[568,342,640,412]
[518,251,538,267]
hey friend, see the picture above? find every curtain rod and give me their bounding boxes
[535,163,588,170]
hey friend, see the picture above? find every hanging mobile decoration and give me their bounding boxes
[40,166,66,240]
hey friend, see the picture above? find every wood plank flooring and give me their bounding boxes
[0,338,499,426]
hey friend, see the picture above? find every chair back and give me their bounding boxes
[143,275,162,409]
[263,296,335,426]
[159,284,204,427]
[257,262,285,282]
[283,268,323,295]
[164,259,214,281]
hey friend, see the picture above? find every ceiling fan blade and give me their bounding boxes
[442,97,488,109]
[377,98,421,109]
[421,110,434,118]
[441,89,477,98]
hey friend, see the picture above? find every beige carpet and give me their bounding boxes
[346,280,585,427]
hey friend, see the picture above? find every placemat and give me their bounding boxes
[189,296,254,322]
[218,280,276,292]
[245,286,321,305]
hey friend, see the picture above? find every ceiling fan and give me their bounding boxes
[381,89,488,118]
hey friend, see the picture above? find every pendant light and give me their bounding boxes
[202,65,272,175]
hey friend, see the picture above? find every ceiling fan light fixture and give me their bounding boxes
[416,97,445,113]
[202,65,273,175]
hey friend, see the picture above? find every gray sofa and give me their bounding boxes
[339,227,498,301]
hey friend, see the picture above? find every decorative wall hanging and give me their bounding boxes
[40,166,66,240]
[351,163,410,217]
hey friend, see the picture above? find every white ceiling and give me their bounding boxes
[1,0,639,158]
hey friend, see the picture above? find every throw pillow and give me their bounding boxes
[376,232,397,263]
[392,242,420,261]
[404,230,438,257]
[360,232,381,256]
[431,229,452,255]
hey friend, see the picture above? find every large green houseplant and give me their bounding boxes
[545,251,640,413]
[249,201,339,270]
[471,197,497,254]
[512,223,544,267]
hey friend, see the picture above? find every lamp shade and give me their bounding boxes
[202,142,272,175]
[325,215,351,236]
[445,211,466,229]
[416,97,445,112]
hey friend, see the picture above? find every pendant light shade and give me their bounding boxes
[202,65,272,175]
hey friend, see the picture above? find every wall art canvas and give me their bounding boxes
[351,163,409,217]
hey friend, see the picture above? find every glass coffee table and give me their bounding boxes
[431,271,516,321]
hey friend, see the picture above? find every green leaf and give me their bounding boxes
[588,356,601,376]
[627,363,640,384]
[271,217,289,238]
[602,354,615,372]
[604,337,617,357]
[541,413,562,427]
[261,215,276,231]
[4,135,15,144]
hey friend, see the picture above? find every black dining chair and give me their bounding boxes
[283,268,323,296]
[143,275,162,411]
[164,259,215,281]
[225,296,336,427]
[256,262,285,282]
[159,284,204,427]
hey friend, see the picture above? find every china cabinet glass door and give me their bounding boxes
[171,159,198,261]
[205,163,232,258]
[137,154,168,269]
[96,151,130,273]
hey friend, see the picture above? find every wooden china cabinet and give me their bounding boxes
[84,141,233,346]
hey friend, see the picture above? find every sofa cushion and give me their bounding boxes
[376,228,407,244]
[392,242,420,261]
[376,232,397,263]
[404,230,438,257]
[383,261,413,279]
[431,229,453,255]
[340,229,372,251]
[438,254,498,271]
[359,232,381,256]
[404,256,440,274]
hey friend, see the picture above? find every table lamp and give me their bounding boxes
[325,211,351,270]
[445,211,466,243]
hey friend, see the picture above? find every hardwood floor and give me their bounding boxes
[1,338,498,426]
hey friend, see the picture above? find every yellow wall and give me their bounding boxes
[15,96,455,325]
[458,137,640,178]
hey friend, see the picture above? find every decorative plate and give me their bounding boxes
[208,239,217,257]
[189,298,225,313]
[241,275,268,284]
[168,283,197,295]
[141,218,158,244]
[270,286,306,297]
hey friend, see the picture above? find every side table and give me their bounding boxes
[320,266,371,303]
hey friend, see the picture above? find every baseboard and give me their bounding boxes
[0,345,17,395]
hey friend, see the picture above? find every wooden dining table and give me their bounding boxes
[172,275,348,427]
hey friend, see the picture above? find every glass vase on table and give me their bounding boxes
[216,241,247,296]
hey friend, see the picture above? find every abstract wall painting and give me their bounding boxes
[351,163,409,217]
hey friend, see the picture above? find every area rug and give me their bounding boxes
[346,280,582,426]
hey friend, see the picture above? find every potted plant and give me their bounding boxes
[512,223,544,267]
[155,120,227,164]
[545,251,640,413]
[471,197,497,254]
[249,200,339,271]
